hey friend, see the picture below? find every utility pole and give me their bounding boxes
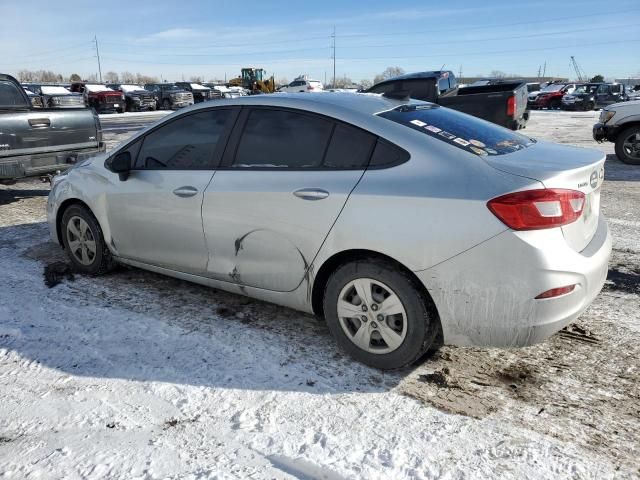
[331,26,336,89]
[458,65,462,83]
[542,61,547,80]
[537,65,541,81]
[94,35,102,83]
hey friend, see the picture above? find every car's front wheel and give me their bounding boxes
[61,204,114,275]
[323,259,438,370]
[615,126,640,165]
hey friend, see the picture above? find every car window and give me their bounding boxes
[378,104,534,156]
[438,77,449,93]
[0,80,29,108]
[369,138,410,167]
[323,124,376,169]
[597,85,609,94]
[135,110,231,170]
[233,109,333,168]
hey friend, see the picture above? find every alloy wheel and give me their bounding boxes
[622,133,640,160]
[336,278,407,354]
[66,216,97,266]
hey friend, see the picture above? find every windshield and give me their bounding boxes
[41,86,71,95]
[573,85,598,94]
[378,104,535,156]
[121,84,145,93]
[540,84,565,93]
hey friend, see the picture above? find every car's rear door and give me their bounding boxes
[104,107,237,274]
[202,107,376,292]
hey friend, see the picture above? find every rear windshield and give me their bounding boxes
[378,104,534,156]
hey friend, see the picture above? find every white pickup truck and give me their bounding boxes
[593,100,640,165]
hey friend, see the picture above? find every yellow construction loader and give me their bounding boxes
[228,68,275,94]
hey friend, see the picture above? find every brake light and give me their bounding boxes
[507,95,516,117]
[535,285,576,299]
[487,189,585,230]
[307,85,313,90]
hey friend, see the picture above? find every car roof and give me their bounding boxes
[178,92,424,117]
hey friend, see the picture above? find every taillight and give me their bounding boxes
[507,95,516,117]
[307,85,313,90]
[487,189,585,230]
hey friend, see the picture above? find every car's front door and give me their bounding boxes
[596,84,612,107]
[105,108,237,274]
[202,107,376,292]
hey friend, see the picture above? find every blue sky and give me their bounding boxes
[2,0,639,83]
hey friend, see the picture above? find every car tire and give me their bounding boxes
[162,99,171,110]
[584,101,595,111]
[61,204,115,275]
[323,259,438,370]
[550,99,561,110]
[614,126,640,165]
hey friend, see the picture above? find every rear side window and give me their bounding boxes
[136,109,231,169]
[369,139,410,167]
[0,80,29,108]
[378,105,534,156]
[324,124,376,169]
[233,109,333,168]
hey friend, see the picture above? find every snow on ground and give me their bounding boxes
[0,111,639,479]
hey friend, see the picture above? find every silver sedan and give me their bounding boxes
[47,93,611,369]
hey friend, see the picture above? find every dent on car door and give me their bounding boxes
[104,108,237,274]
[202,107,376,292]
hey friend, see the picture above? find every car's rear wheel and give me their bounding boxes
[584,101,595,111]
[61,205,114,275]
[323,260,437,370]
[549,99,561,110]
[162,99,171,110]
[615,126,640,165]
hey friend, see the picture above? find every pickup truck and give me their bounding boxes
[26,84,85,109]
[143,83,194,110]
[106,84,157,112]
[69,83,125,113]
[0,73,104,183]
[366,71,529,130]
[593,100,640,165]
[174,82,211,103]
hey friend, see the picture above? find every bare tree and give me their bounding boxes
[489,70,507,79]
[189,76,203,83]
[333,75,354,88]
[121,71,136,83]
[359,79,372,89]
[277,77,289,87]
[373,66,405,85]
[136,73,158,84]
[86,73,98,82]
[104,71,119,83]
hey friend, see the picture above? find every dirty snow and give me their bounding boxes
[0,110,639,479]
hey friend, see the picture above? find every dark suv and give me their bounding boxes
[562,83,628,111]
[174,82,211,103]
[143,83,194,110]
[107,84,157,112]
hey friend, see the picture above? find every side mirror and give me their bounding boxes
[110,151,131,181]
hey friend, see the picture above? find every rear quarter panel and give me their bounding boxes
[313,125,543,273]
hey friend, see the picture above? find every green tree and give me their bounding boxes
[69,73,82,82]
[590,74,604,83]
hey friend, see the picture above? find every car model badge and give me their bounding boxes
[590,170,598,189]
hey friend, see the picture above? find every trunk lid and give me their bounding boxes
[484,140,605,252]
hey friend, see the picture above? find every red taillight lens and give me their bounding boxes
[507,95,516,116]
[307,85,313,90]
[535,285,576,299]
[487,189,585,230]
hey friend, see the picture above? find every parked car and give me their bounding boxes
[278,77,324,93]
[367,71,529,130]
[106,84,157,112]
[70,83,125,113]
[0,73,104,183]
[23,87,43,108]
[562,83,628,111]
[26,84,85,109]
[593,100,640,164]
[628,85,640,101]
[143,83,194,110]
[47,93,610,369]
[175,82,212,103]
[529,83,576,110]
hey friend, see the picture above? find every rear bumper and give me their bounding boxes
[0,143,106,181]
[416,216,611,347]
